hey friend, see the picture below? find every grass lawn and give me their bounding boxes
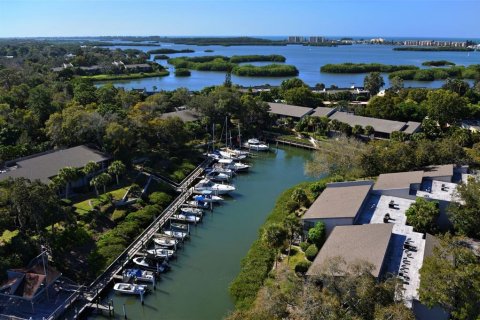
[73,186,130,214]
[287,245,308,271]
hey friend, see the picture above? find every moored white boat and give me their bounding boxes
[123,269,155,283]
[113,283,147,295]
[146,248,176,259]
[243,138,269,151]
[218,150,247,161]
[172,213,201,223]
[217,159,250,172]
[206,170,231,181]
[170,222,189,230]
[193,179,236,195]
[163,229,189,240]
[133,257,170,272]
[192,193,224,203]
[153,236,178,248]
[180,206,204,216]
[185,200,210,209]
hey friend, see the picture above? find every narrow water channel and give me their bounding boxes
[92,146,314,320]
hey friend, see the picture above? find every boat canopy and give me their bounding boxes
[218,159,233,164]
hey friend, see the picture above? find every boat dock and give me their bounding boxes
[74,158,213,318]
[273,137,317,150]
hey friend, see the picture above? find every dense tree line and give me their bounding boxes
[321,62,419,73]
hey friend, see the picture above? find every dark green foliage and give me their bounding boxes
[307,221,326,248]
[174,68,191,77]
[304,244,319,261]
[153,54,169,60]
[229,54,286,63]
[405,198,440,234]
[148,192,172,208]
[389,65,480,81]
[299,241,310,252]
[422,60,456,67]
[448,177,480,238]
[147,48,194,54]
[232,64,298,77]
[321,63,418,73]
[364,72,385,95]
[294,260,312,274]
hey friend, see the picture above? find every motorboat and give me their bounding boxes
[123,269,155,283]
[205,166,235,176]
[163,229,189,240]
[146,248,176,259]
[185,200,210,209]
[113,283,148,295]
[218,149,247,161]
[172,213,201,223]
[206,170,231,182]
[133,256,170,272]
[153,236,179,248]
[193,179,236,195]
[170,222,189,231]
[243,138,269,151]
[180,206,204,216]
[217,159,250,172]
[192,192,224,203]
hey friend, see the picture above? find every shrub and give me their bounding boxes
[305,244,319,261]
[299,241,310,252]
[149,192,172,208]
[175,68,191,77]
[111,209,127,222]
[285,200,299,213]
[295,260,312,274]
[308,222,326,248]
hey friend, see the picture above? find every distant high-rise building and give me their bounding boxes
[309,36,325,43]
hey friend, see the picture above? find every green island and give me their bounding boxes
[389,65,480,81]
[422,60,456,67]
[82,70,169,81]
[147,48,195,54]
[153,54,170,60]
[158,36,286,46]
[394,46,474,52]
[167,54,297,76]
[320,62,419,73]
[174,68,191,76]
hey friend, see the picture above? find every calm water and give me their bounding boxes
[92,146,315,320]
[99,43,480,91]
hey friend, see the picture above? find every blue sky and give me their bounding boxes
[0,0,478,38]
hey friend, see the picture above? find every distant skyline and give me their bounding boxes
[0,0,479,39]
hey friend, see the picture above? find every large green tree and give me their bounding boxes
[108,160,126,185]
[425,89,467,128]
[448,177,480,238]
[405,198,440,234]
[364,72,385,96]
[419,235,480,320]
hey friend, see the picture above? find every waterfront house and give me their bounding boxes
[301,180,374,235]
[306,224,394,279]
[160,107,201,122]
[0,145,110,188]
[267,102,314,120]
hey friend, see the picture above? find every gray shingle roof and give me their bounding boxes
[402,121,422,134]
[373,171,424,191]
[310,107,336,118]
[160,109,200,122]
[302,181,374,220]
[307,224,393,278]
[423,164,454,179]
[267,102,314,118]
[0,145,110,184]
[329,112,406,134]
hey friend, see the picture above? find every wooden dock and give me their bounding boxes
[274,138,317,150]
[74,158,212,318]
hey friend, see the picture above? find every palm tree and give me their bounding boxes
[90,176,100,196]
[284,214,302,263]
[96,173,112,195]
[82,161,100,186]
[57,167,81,199]
[108,160,126,185]
[262,223,287,268]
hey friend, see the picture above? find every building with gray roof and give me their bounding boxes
[302,180,374,234]
[0,145,110,185]
[329,112,407,137]
[372,171,424,199]
[306,224,393,278]
[267,102,314,119]
[310,107,336,118]
[160,109,200,122]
